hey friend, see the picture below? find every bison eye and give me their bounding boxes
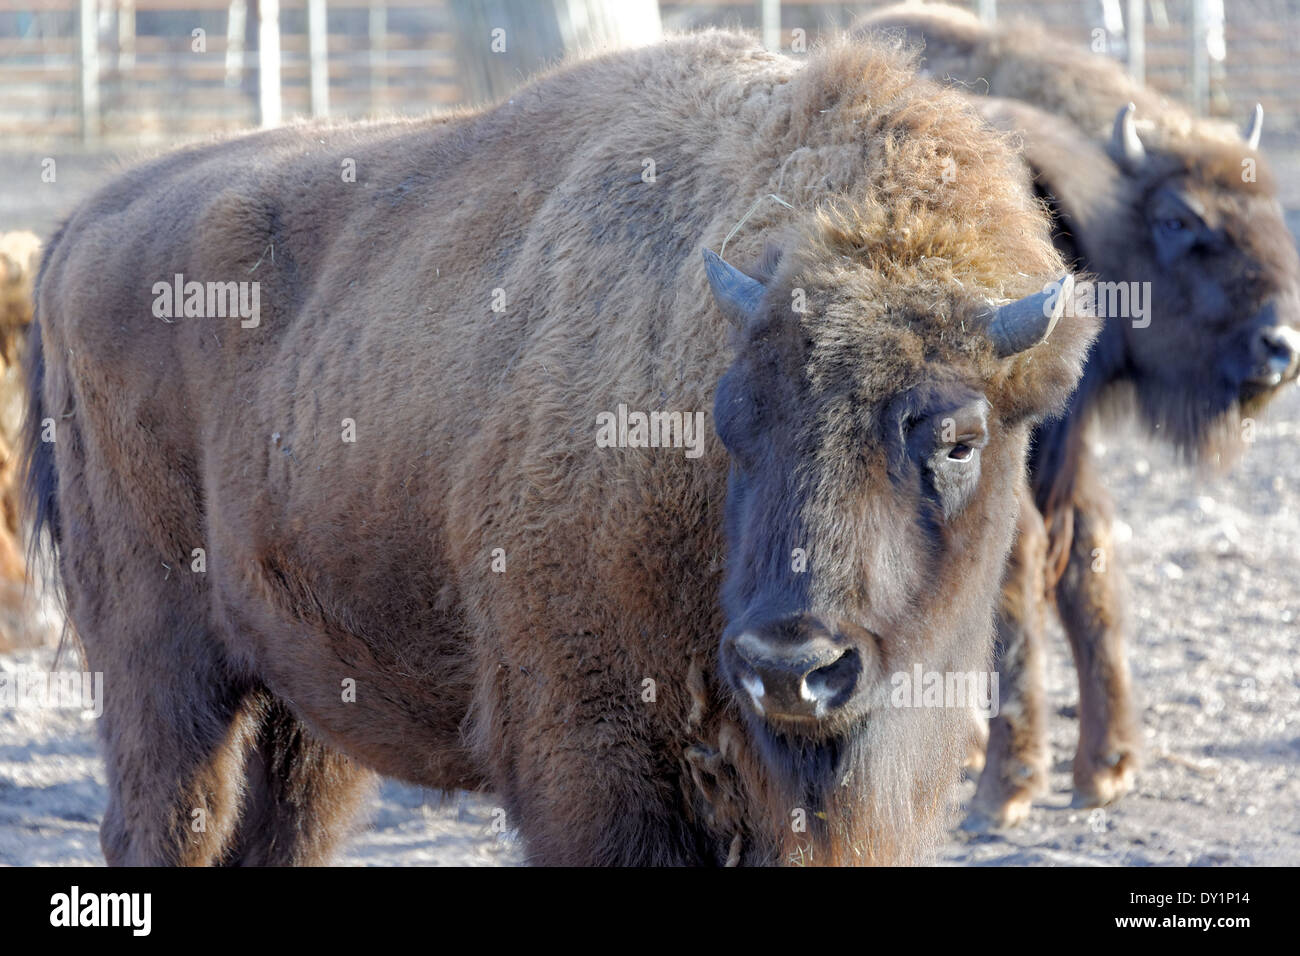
[928,442,982,520]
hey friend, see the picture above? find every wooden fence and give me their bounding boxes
[0,0,464,141]
[2,1,1299,146]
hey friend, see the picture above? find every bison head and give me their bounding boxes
[1091,104,1298,453]
[700,242,1096,863]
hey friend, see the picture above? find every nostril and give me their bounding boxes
[1259,327,1300,363]
[802,649,861,710]
[1264,338,1292,362]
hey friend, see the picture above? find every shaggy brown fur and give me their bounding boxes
[0,231,41,651]
[862,4,1177,142]
[860,4,1300,825]
[25,33,1095,865]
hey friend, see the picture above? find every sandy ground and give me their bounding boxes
[2,385,1297,867]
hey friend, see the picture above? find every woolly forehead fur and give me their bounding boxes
[748,38,1090,420]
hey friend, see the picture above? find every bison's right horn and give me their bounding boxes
[1109,103,1146,172]
[702,248,766,328]
[1244,103,1263,150]
[980,274,1074,358]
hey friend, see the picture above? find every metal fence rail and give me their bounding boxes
[0,0,464,140]
[2,1,1299,153]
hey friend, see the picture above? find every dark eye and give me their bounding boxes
[1150,206,1201,264]
[928,443,982,520]
[890,392,990,520]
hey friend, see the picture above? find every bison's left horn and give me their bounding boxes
[980,274,1074,358]
[702,248,766,328]
[1109,103,1146,172]
[1244,103,1263,150]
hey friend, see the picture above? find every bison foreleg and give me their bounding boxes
[1054,467,1139,808]
[965,489,1050,829]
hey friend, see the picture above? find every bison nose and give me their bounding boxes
[1251,325,1300,385]
[728,628,862,720]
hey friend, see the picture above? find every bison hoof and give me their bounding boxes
[961,720,990,773]
[1072,750,1138,807]
[961,790,1034,831]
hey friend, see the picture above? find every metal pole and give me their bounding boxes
[117,0,134,72]
[760,0,780,51]
[79,0,99,142]
[308,0,329,117]
[1191,0,1208,115]
[977,0,996,25]
[369,2,387,111]
[226,0,246,88]
[259,0,282,128]
[1127,0,1144,84]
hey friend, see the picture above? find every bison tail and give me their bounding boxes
[21,316,59,562]
[20,232,76,661]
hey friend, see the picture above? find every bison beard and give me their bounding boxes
[735,705,967,865]
[24,32,1095,865]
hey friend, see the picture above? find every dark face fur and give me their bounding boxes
[714,319,1003,737]
[1096,117,1300,455]
[1127,171,1298,447]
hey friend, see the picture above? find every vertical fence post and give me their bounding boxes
[309,0,329,117]
[117,0,134,72]
[1127,0,1144,83]
[259,0,282,127]
[1191,0,1208,115]
[226,0,246,88]
[369,2,387,111]
[759,0,780,51]
[79,0,99,141]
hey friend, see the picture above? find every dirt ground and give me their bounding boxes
[2,387,1297,867]
[0,146,1297,867]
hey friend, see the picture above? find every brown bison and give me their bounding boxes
[24,33,1095,865]
[860,4,1300,826]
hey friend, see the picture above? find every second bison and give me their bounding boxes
[862,3,1300,825]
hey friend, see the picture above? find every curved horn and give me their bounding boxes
[980,274,1074,358]
[1109,103,1146,172]
[1244,102,1263,150]
[702,248,765,328]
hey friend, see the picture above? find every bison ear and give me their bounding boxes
[1244,103,1263,151]
[978,275,1074,358]
[702,248,766,328]
[1109,103,1147,174]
